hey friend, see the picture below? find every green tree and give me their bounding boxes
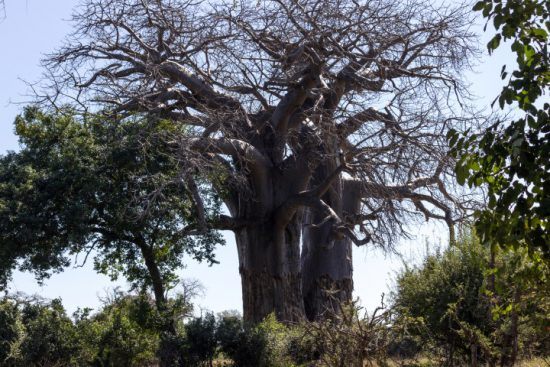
[181,312,218,367]
[393,235,492,365]
[449,0,549,258]
[0,107,224,366]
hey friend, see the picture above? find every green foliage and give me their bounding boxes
[448,0,549,258]
[488,246,550,361]
[392,232,550,365]
[0,291,167,367]
[0,296,83,367]
[475,0,549,108]
[215,313,296,367]
[76,292,161,367]
[255,314,298,367]
[18,298,81,367]
[393,235,491,359]
[0,298,24,366]
[181,312,218,366]
[216,313,269,367]
[0,107,224,291]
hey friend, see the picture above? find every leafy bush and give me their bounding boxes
[76,293,161,367]
[181,312,218,366]
[392,235,492,363]
[0,298,24,366]
[19,298,81,367]
[216,313,297,367]
[391,232,550,366]
[216,313,268,367]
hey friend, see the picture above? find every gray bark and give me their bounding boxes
[227,159,309,324]
[235,216,305,323]
[301,175,362,320]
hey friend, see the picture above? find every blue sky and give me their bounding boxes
[0,0,513,316]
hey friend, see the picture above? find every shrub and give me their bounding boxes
[295,300,396,367]
[0,298,24,366]
[216,313,297,367]
[392,235,493,364]
[18,298,81,367]
[76,293,160,367]
[216,313,267,367]
[391,231,550,366]
[181,312,218,366]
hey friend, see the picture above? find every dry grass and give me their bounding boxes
[516,357,550,367]
[211,357,550,367]
[368,357,550,367]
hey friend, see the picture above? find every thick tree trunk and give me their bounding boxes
[235,216,305,323]
[301,213,353,319]
[301,166,362,320]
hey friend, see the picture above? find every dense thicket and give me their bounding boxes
[0,292,394,367]
[392,233,549,366]
[0,293,162,366]
[1,243,548,367]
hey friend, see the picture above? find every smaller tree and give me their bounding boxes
[216,313,280,367]
[0,108,224,366]
[181,312,218,367]
[18,298,80,367]
[393,236,491,364]
[75,291,162,367]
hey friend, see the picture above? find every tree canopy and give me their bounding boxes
[0,107,228,365]
[0,107,224,304]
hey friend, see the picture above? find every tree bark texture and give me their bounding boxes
[236,220,305,323]
[301,173,362,320]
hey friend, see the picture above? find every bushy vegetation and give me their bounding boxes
[0,296,82,367]
[391,232,549,366]
[1,235,548,367]
[2,232,549,367]
[0,293,160,367]
[0,292,403,367]
[74,293,161,367]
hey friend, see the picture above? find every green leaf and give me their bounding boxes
[488,34,502,51]
[530,28,548,39]
[472,1,486,11]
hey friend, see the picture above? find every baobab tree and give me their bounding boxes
[39,0,478,322]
